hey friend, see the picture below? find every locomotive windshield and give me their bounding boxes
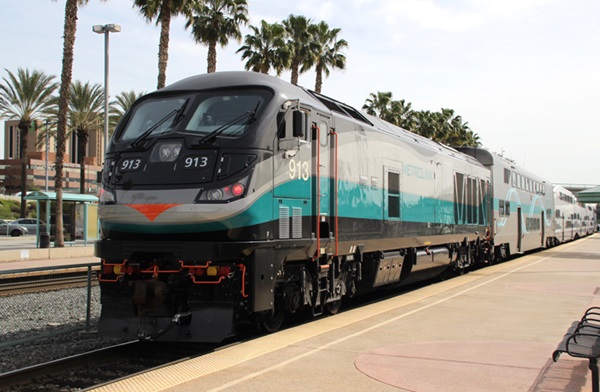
[119,90,272,142]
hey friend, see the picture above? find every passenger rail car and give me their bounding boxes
[583,204,598,235]
[95,72,586,343]
[552,186,592,243]
[456,148,554,258]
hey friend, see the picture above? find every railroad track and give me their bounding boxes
[0,265,100,296]
[0,341,139,391]
[0,340,219,391]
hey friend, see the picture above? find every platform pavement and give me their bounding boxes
[91,234,600,392]
[0,235,97,270]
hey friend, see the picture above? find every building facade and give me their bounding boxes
[0,120,103,195]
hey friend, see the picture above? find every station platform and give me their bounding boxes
[84,234,600,392]
[0,235,96,268]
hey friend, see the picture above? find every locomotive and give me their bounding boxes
[95,71,594,342]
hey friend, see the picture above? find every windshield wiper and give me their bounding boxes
[195,100,262,145]
[172,97,190,125]
[130,98,190,148]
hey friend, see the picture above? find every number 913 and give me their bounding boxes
[288,159,309,181]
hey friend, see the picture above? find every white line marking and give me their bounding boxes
[208,246,581,392]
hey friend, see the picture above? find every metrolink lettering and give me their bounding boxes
[404,164,434,181]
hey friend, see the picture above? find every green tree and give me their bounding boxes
[363,92,480,147]
[445,110,480,147]
[0,68,57,216]
[110,90,146,136]
[412,110,435,139]
[282,15,313,85]
[363,91,394,122]
[66,81,104,194]
[363,91,414,129]
[237,20,289,75]
[304,21,348,94]
[186,0,249,73]
[133,0,197,89]
[390,99,414,130]
[52,0,90,247]
[412,108,480,147]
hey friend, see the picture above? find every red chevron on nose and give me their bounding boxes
[125,204,179,222]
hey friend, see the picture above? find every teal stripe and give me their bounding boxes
[104,178,497,233]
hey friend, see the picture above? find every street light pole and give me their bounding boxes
[92,23,121,162]
[44,119,49,192]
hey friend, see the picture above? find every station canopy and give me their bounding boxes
[24,191,98,202]
[576,186,600,204]
[24,191,99,246]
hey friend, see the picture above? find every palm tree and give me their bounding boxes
[53,0,99,247]
[363,91,394,121]
[110,90,146,136]
[304,21,348,93]
[237,20,289,75]
[186,0,249,73]
[446,111,480,147]
[389,99,414,130]
[363,92,416,129]
[35,120,57,152]
[282,15,313,85]
[133,0,197,89]
[66,81,104,194]
[364,91,480,146]
[413,110,441,140]
[0,68,57,217]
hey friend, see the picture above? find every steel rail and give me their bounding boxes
[0,341,139,390]
[0,265,100,296]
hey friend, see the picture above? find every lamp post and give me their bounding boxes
[92,23,121,161]
[44,119,50,192]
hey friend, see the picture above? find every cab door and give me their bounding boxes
[312,114,336,254]
[273,109,312,240]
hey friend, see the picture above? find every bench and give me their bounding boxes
[553,307,600,392]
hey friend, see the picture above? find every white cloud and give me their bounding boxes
[380,0,484,32]
[467,0,562,20]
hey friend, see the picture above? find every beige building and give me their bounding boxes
[0,119,103,194]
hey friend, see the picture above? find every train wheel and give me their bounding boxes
[326,298,342,315]
[259,304,285,334]
[499,244,509,261]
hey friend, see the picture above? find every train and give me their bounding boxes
[552,185,597,243]
[95,71,597,342]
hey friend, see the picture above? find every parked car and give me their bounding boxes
[0,219,28,236]
[12,218,47,235]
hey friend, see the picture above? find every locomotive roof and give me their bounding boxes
[158,71,485,168]
[159,71,317,102]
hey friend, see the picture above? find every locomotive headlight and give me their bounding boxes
[206,189,223,201]
[159,146,172,160]
[172,145,181,157]
[151,142,182,162]
[196,175,250,203]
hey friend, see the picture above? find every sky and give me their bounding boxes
[1,0,599,186]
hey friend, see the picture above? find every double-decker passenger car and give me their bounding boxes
[457,148,554,258]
